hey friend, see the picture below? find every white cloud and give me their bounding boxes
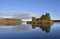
[0,12,36,21]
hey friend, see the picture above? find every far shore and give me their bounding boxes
[52,20,60,22]
[0,18,22,26]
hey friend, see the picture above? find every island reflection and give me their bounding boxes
[27,13,54,33]
[31,23,53,33]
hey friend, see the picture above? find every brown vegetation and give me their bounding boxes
[0,18,22,26]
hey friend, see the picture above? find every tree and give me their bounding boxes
[39,13,51,20]
[32,17,36,21]
[40,14,45,20]
[45,13,51,20]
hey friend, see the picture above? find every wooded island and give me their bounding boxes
[27,13,54,26]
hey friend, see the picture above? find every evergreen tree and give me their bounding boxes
[39,13,51,20]
[32,17,35,20]
[40,15,45,20]
[45,13,51,20]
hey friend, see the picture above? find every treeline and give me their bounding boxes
[35,13,51,21]
[53,20,60,22]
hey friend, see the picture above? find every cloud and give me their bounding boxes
[0,12,36,20]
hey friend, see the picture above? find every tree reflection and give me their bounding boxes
[27,13,54,33]
[32,23,53,33]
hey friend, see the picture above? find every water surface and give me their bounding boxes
[0,22,60,39]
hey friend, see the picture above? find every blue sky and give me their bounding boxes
[0,0,60,20]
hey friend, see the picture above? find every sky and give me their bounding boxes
[0,0,60,20]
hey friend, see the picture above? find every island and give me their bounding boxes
[27,13,54,26]
[0,18,22,26]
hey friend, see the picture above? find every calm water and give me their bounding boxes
[0,22,60,39]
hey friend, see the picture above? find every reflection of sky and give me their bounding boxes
[0,23,60,39]
[0,24,32,32]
